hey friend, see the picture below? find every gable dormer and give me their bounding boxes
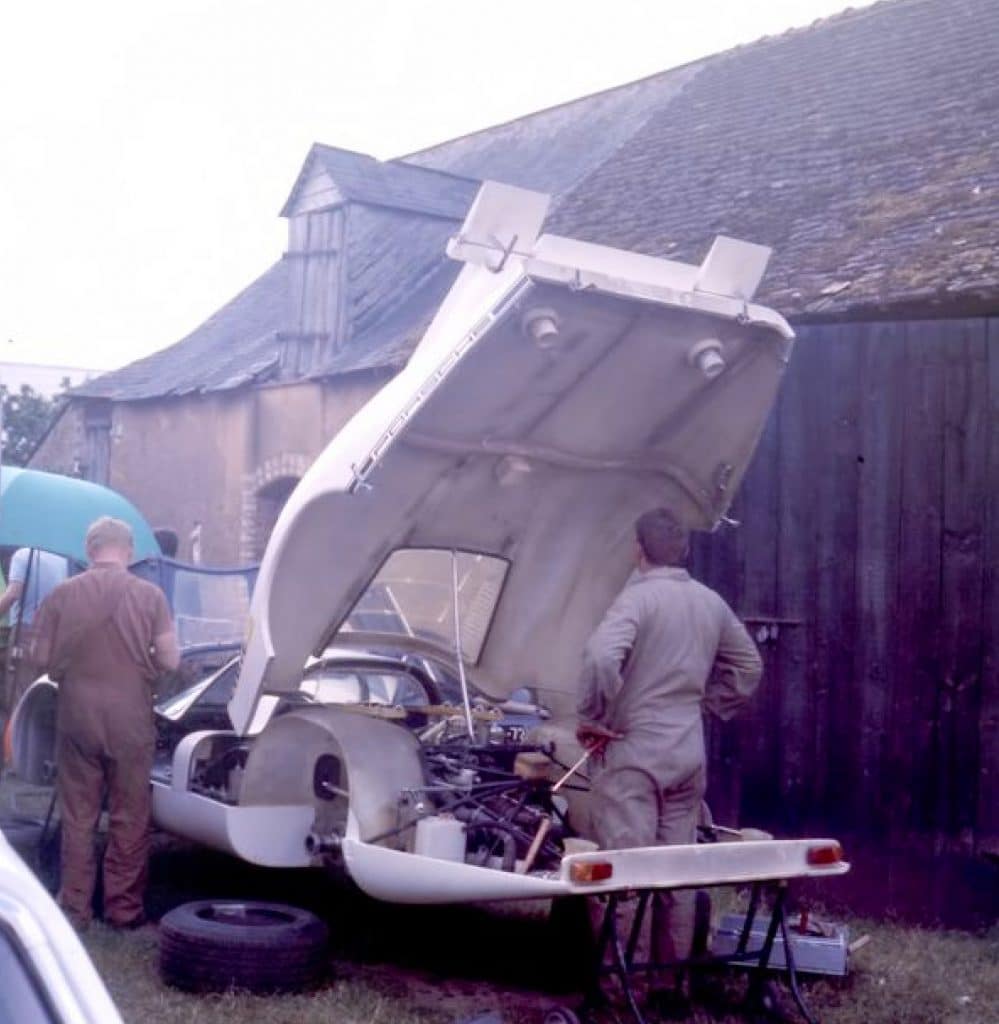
[277,145,479,378]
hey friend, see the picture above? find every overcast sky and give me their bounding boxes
[0,0,873,371]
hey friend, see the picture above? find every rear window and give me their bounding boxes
[342,549,507,663]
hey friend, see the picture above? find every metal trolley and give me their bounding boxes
[544,834,849,1024]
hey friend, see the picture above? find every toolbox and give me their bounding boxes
[712,911,851,976]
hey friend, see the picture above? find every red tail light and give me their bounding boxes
[570,860,614,883]
[806,843,843,866]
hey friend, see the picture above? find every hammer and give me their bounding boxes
[518,749,592,874]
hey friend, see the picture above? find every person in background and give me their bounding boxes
[153,528,179,559]
[0,547,69,627]
[188,520,202,564]
[0,548,69,712]
[30,517,179,931]
[577,507,763,1018]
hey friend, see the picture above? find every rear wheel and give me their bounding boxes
[159,899,329,993]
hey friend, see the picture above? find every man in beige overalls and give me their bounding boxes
[577,507,762,1015]
[31,517,179,930]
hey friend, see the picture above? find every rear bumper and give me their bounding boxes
[342,835,849,904]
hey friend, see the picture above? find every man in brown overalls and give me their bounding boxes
[577,507,762,1016]
[32,516,179,930]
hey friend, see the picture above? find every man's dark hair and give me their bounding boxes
[154,528,179,558]
[635,507,689,566]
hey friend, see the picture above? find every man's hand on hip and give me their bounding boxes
[576,720,623,753]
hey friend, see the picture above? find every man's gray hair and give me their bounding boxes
[85,516,134,555]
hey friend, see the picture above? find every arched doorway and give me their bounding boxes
[239,453,311,562]
[254,475,299,560]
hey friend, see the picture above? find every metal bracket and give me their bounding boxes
[485,232,519,274]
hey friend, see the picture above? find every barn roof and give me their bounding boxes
[548,0,999,317]
[79,0,999,402]
[280,144,480,220]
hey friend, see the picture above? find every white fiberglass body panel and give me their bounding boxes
[150,785,314,868]
[230,181,793,735]
[342,836,849,905]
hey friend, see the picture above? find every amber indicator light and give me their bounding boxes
[806,843,843,866]
[569,860,614,883]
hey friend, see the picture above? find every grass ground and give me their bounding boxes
[77,913,999,1024]
[81,925,443,1024]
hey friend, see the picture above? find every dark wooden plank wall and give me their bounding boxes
[695,316,997,848]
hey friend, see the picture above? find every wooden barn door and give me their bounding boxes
[693,317,997,851]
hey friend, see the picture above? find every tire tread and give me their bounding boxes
[158,899,329,994]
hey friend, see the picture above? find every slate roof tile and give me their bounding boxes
[283,144,481,220]
[405,63,698,195]
[320,258,461,377]
[343,205,460,342]
[548,0,999,315]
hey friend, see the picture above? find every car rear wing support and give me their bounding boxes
[575,878,818,1024]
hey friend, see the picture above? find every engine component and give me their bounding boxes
[414,815,466,862]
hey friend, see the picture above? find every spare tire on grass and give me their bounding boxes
[159,900,329,993]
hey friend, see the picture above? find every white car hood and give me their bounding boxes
[229,182,793,734]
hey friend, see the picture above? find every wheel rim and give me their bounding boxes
[195,903,297,927]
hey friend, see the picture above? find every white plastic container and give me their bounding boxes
[414,815,466,862]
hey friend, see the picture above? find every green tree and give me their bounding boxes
[1,384,61,466]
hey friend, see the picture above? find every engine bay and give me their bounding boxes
[160,682,580,876]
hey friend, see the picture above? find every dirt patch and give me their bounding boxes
[337,963,563,1021]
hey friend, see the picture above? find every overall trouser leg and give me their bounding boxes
[102,735,154,926]
[56,732,105,929]
[588,767,659,998]
[590,766,705,991]
[650,770,705,968]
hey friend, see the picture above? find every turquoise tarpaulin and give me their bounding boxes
[0,467,159,564]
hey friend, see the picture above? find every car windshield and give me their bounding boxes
[133,560,257,649]
[301,666,432,707]
[155,658,240,719]
[157,657,437,728]
[170,566,253,647]
[341,549,507,663]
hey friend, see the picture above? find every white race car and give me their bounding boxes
[12,182,848,907]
